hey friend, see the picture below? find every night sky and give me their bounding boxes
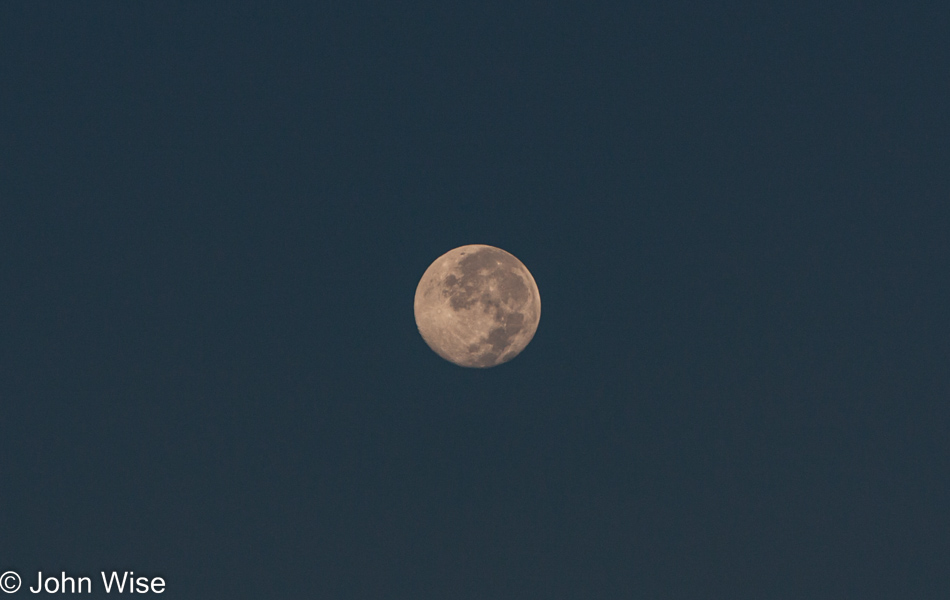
[2,2,949,598]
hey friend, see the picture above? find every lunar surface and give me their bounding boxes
[414,245,540,368]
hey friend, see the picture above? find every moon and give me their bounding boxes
[414,245,541,368]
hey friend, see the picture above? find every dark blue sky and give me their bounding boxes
[2,2,948,598]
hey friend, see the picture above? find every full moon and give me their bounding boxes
[414,245,541,368]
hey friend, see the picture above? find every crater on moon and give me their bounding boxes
[414,245,541,368]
